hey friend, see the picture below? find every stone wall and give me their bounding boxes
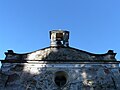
[1,46,120,90]
[0,61,120,90]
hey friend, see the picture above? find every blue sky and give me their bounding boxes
[0,0,120,66]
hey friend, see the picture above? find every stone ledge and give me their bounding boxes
[0,60,120,64]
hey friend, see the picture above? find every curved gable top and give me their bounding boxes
[5,47,116,61]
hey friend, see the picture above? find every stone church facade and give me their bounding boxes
[0,30,120,90]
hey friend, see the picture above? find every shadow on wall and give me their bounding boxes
[0,49,120,90]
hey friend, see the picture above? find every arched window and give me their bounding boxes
[54,71,68,87]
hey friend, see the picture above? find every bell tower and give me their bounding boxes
[50,30,69,47]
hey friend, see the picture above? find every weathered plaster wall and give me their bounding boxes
[1,46,119,90]
[0,62,120,90]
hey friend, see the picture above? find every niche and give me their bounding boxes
[54,71,68,87]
